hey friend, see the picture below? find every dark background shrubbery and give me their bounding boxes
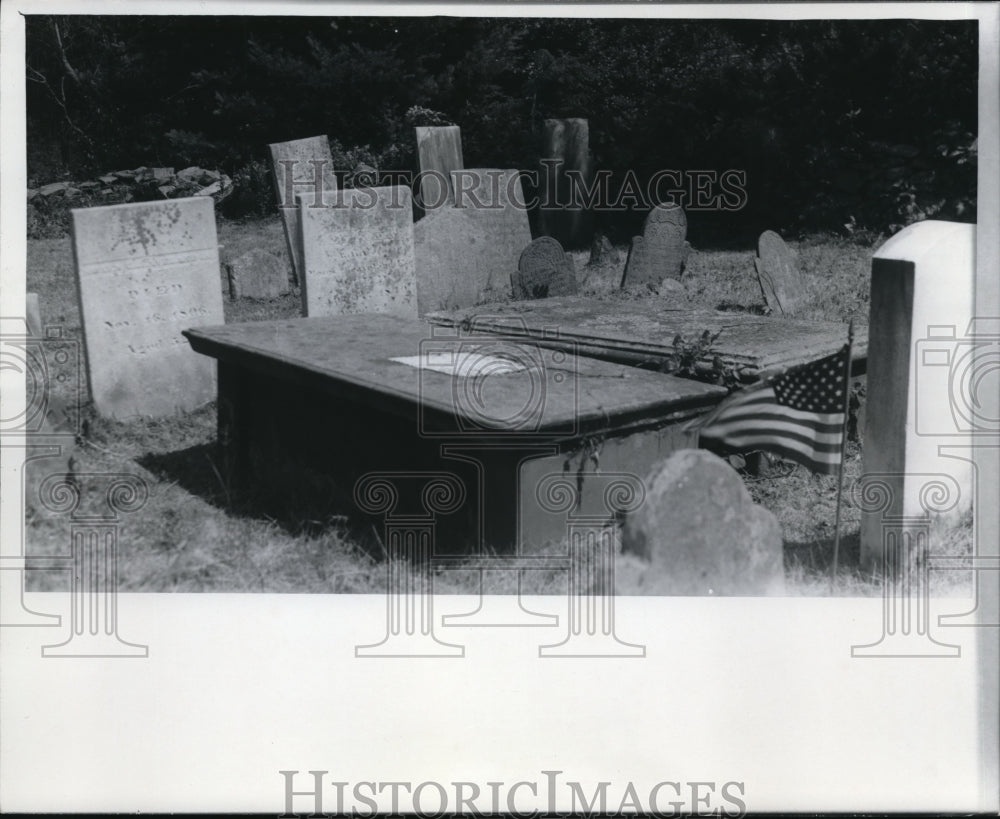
[26,16,977,244]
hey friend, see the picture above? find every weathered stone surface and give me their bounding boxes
[299,186,418,319]
[415,125,464,211]
[621,204,690,286]
[656,277,688,302]
[414,169,531,314]
[151,167,175,181]
[98,175,118,185]
[39,182,70,197]
[226,248,289,300]
[26,292,42,337]
[77,181,101,191]
[70,197,225,419]
[754,230,807,315]
[860,220,977,570]
[268,135,338,285]
[622,448,785,595]
[512,236,579,300]
[538,118,594,249]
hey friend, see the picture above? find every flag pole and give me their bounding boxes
[830,319,855,594]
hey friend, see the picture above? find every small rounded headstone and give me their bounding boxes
[622,448,785,595]
[512,237,578,300]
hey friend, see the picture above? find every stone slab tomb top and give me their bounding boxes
[427,295,867,383]
[71,196,224,419]
[183,314,725,437]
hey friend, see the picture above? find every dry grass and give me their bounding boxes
[22,216,972,597]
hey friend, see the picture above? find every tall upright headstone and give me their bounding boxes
[755,230,807,315]
[299,186,418,319]
[860,220,977,570]
[415,125,464,212]
[621,203,690,287]
[268,135,338,285]
[414,169,531,314]
[70,197,225,419]
[538,118,595,249]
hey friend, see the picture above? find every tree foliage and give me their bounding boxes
[26,15,977,237]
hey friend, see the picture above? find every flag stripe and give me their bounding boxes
[696,344,850,475]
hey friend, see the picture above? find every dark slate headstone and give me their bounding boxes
[588,233,613,266]
[414,169,531,314]
[268,135,337,286]
[226,248,290,300]
[754,230,807,315]
[622,449,785,595]
[512,237,579,300]
[621,204,690,287]
[537,118,594,249]
[415,125,464,212]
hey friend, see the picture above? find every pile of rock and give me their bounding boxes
[28,165,233,205]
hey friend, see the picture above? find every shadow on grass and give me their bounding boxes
[137,442,387,560]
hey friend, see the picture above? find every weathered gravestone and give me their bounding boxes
[512,237,579,300]
[413,169,531,314]
[268,135,337,286]
[621,448,785,595]
[860,220,977,571]
[538,118,594,249]
[25,292,42,338]
[298,186,418,319]
[226,248,289,300]
[415,125,464,212]
[754,230,807,315]
[71,197,225,418]
[621,203,690,287]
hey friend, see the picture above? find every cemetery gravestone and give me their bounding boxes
[860,220,977,570]
[415,125,464,212]
[538,118,594,249]
[26,292,42,337]
[70,197,224,419]
[621,204,690,287]
[622,448,785,595]
[414,169,532,314]
[512,237,579,300]
[226,248,289,300]
[268,135,337,285]
[755,230,807,315]
[299,186,418,319]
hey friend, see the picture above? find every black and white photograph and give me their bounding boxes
[1,1,997,813]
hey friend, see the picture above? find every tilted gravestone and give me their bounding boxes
[70,197,224,419]
[268,135,337,285]
[298,186,418,319]
[622,448,785,595]
[512,236,579,300]
[414,169,531,314]
[537,118,595,249]
[226,248,289,300]
[415,125,464,212]
[621,203,690,287]
[860,220,977,571]
[754,230,807,315]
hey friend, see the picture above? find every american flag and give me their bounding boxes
[695,344,851,475]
